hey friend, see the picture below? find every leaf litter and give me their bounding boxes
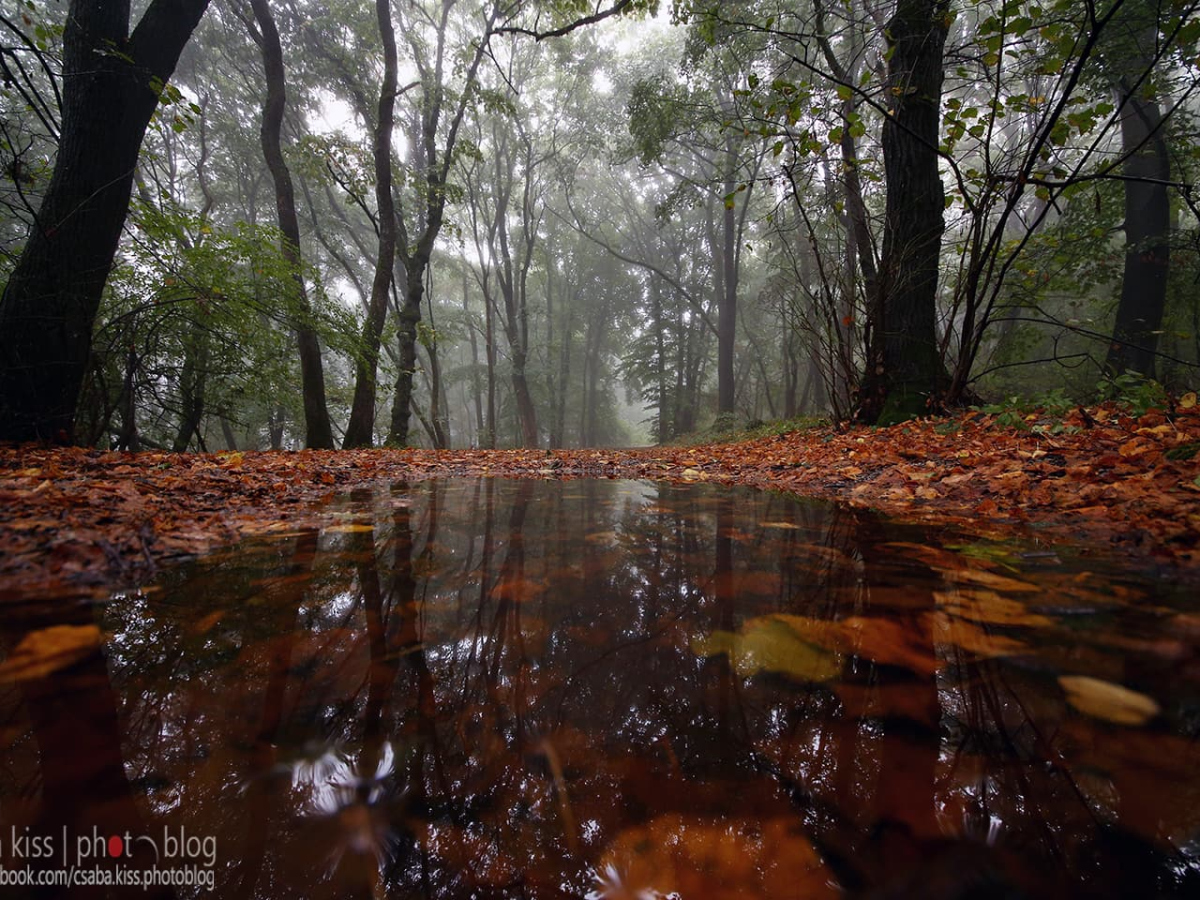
[2,402,1199,598]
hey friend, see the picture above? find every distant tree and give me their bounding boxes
[0,0,212,443]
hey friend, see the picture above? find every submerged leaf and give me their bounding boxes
[928,612,1027,659]
[1059,675,1160,726]
[324,523,376,533]
[595,814,838,900]
[692,617,842,682]
[0,624,102,684]
[935,588,1054,628]
[941,568,1039,592]
[838,615,942,675]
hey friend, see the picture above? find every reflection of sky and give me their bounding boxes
[291,741,395,815]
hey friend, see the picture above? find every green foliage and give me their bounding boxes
[81,200,353,446]
[670,414,826,446]
[974,388,1077,432]
[627,75,685,165]
[1095,371,1168,417]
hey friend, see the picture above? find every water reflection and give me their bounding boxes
[1,478,1198,898]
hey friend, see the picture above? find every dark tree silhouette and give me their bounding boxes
[0,0,212,443]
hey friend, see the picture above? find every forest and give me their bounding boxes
[2,0,1198,451]
[4,4,1200,898]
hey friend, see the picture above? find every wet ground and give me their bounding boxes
[1,478,1198,898]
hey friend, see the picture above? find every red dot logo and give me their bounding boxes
[107,835,123,858]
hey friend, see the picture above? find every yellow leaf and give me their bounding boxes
[692,617,842,683]
[935,588,1054,627]
[1180,391,1197,409]
[0,625,102,684]
[1058,675,1160,726]
[324,523,375,533]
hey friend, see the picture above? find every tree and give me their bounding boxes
[857,0,951,424]
[384,0,501,447]
[245,0,335,449]
[341,0,400,449]
[1106,3,1173,378]
[0,0,212,443]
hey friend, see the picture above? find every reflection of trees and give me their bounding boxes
[0,605,170,897]
[9,478,1194,898]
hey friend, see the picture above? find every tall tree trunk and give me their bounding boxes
[387,261,430,447]
[553,293,571,449]
[463,269,485,445]
[484,277,498,449]
[1106,24,1171,379]
[248,0,334,449]
[172,323,209,452]
[0,0,212,443]
[857,0,950,425]
[343,0,399,448]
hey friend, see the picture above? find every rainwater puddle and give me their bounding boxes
[1,478,1198,898]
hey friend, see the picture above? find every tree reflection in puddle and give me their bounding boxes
[1,478,1197,898]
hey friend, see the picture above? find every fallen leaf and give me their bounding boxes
[596,814,838,900]
[0,624,102,684]
[928,612,1027,659]
[1058,675,1160,726]
[692,617,842,683]
[837,615,942,675]
[934,588,1054,628]
[938,568,1039,593]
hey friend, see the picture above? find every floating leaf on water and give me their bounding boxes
[928,612,1027,659]
[595,814,838,900]
[940,567,1039,593]
[1058,675,1160,726]
[0,624,102,684]
[837,615,942,675]
[692,617,842,683]
[324,523,375,533]
[935,588,1054,628]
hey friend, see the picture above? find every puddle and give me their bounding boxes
[1,478,1198,897]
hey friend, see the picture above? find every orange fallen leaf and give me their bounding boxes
[0,624,102,684]
[596,814,838,900]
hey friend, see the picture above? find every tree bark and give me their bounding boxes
[0,0,212,443]
[857,0,950,425]
[248,0,334,449]
[342,0,399,448]
[1106,25,1171,379]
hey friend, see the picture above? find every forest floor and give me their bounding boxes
[3,402,1200,599]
